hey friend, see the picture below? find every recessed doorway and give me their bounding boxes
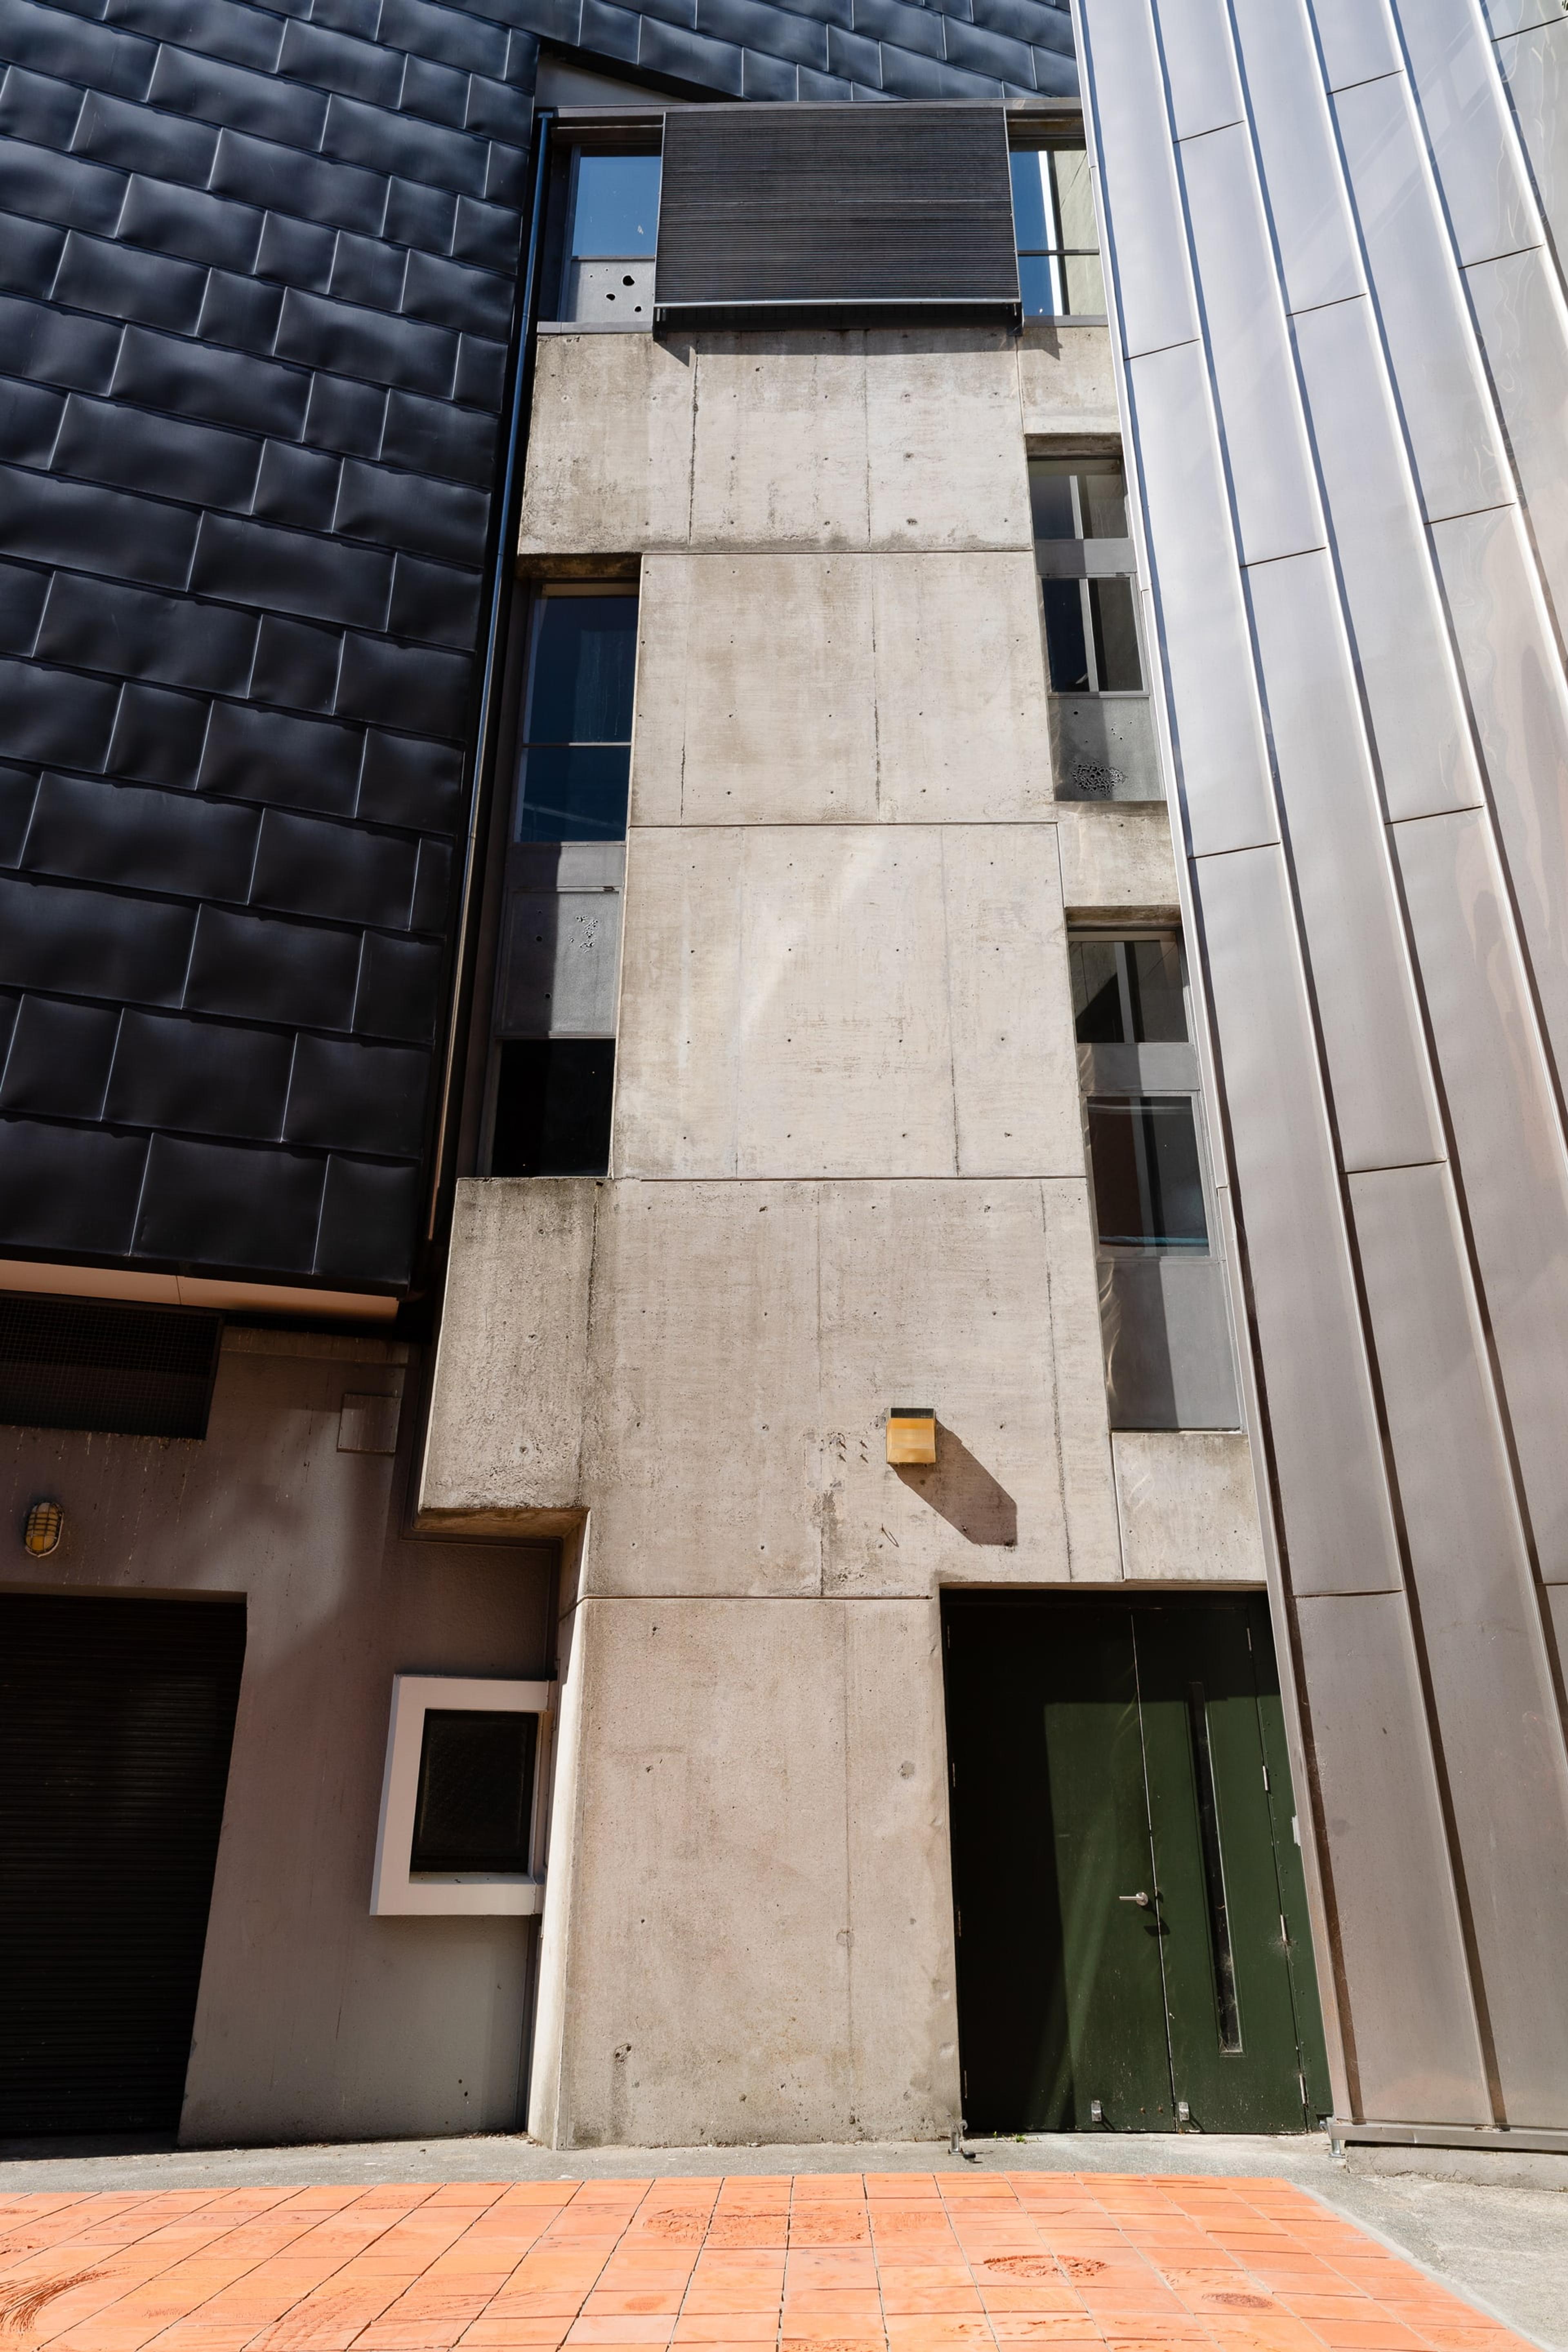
[943,1591,1330,2134]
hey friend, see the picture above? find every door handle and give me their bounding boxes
[1119,1891,1151,1908]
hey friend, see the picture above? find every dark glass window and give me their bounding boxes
[1087,1097,1208,1250]
[491,1038,615,1177]
[1032,456,1142,694]
[516,593,638,842]
[1011,147,1105,318]
[410,1710,537,1874]
[1071,938,1187,1045]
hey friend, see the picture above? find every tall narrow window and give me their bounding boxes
[487,586,638,1178]
[1010,146,1105,318]
[559,151,660,324]
[1032,456,1143,695]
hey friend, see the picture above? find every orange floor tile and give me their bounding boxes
[0,2174,1532,2352]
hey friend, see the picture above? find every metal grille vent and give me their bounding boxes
[0,1294,221,1439]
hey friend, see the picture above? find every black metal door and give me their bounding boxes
[0,1593,245,2135]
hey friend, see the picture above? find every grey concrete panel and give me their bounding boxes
[816,1179,1081,1593]
[1017,322,1122,441]
[1179,121,1325,566]
[733,826,957,1178]
[1042,1174,1129,1584]
[863,329,1033,552]
[1394,809,1568,1584]
[1308,0,1402,90]
[418,1177,596,1527]
[1394,0,1541,268]
[942,826,1085,1178]
[1243,549,1443,1172]
[1126,338,1277,855]
[1054,800,1180,916]
[495,845,626,1040]
[536,1595,858,2147]
[1293,296,1486,822]
[613,824,743,1178]
[1111,1428,1266,1582]
[1049,695,1165,804]
[871,555,1054,824]
[1099,1253,1240,1431]
[1079,0,1200,361]
[1333,73,1514,525]
[688,332,871,551]
[517,331,695,556]
[1157,0,1243,139]
[1349,1160,1568,2125]
[1196,844,1405,1595]
[1432,503,1568,1095]
[1294,1592,1492,2126]
[0,1334,554,2144]
[637,554,880,826]
[1230,0,1366,316]
[578,1180,825,1599]
[1496,25,1568,269]
[1464,246,1568,639]
[841,1598,962,2133]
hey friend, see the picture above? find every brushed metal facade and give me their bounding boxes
[1074,0,1568,2133]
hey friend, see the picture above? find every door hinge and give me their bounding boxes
[1261,1763,1270,1791]
[1298,2070,1307,2109]
[956,1905,962,1938]
[950,1759,956,1790]
[1280,1913,1289,1945]
[1292,1813,1301,1846]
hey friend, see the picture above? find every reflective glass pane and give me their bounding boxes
[1043,579,1089,692]
[1064,249,1108,316]
[525,596,638,744]
[1018,253,1061,318]
[1050,147,1098,252]
[517,745,630,842]
[1077,463,1129,541]
[1087,1097,1208,1250]
[1029,459,1078,541]
[1089,575,1143,690]
[570,152,661,258]
[1010,149,1056,251]
[1071,940,1125,1042]
[1126,938,1187,1042]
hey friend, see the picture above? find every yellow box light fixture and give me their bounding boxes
[886,1406,937,1467]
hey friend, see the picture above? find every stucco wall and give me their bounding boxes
[0,1327,553,2145]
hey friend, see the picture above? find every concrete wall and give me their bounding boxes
[430,321,1259,2148]
[0,1327,554,2145]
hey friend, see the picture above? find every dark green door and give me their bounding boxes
[944,1593,1330,2135]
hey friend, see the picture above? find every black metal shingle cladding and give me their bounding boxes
[0,0,537,1292]
[0,0,1075,1300]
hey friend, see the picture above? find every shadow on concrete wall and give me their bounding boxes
[895,1423,1017,1547]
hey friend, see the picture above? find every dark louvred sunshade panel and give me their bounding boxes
[0,1594,246,2136]
[0,1292,222,1438]
[654,105,1020,320]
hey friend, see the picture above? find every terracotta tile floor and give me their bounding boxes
[0,2174,1534,2352]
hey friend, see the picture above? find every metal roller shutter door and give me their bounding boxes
[0,1593,246,2136]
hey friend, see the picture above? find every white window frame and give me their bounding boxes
[370,1674,556,1917]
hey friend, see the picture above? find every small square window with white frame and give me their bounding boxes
[370,1675,555,1917]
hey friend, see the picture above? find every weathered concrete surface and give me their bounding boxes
[865,327,1032,550]
[688,332,871,549]
[631,553,1051,828]
[612,826,1082,1182]
[527,1593,959,2151]
[519,332,695,553]
[0,1332,554,2146]
[1112,1429,1268,1582]
[418,1179,597,1532]
[1018,319,1123,442]
[1055,797,1180,915]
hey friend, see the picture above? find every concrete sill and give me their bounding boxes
[537,319,652,335]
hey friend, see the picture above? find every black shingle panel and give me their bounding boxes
[0,0,1075,1294]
